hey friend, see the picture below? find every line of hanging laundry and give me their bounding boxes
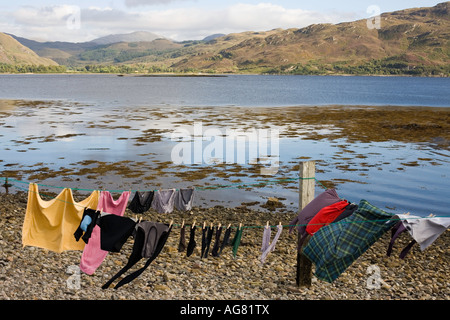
[17,180,450,289]
[20,182,248,289]
[7,176,196,214]
[2,175,305,194]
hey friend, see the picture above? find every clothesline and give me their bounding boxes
[2,176,322,193]
[2,174,324,229]
[8,180,449,230]
[17,172,450,288]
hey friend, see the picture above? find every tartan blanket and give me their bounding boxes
[303,199,396,283]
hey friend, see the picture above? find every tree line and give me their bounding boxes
[1,59,448,77]
[0,63,175,74]
[0,64,67,73]
[265,58,450,77]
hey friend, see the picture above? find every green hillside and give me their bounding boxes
[74,39,183,64]
[0,33,59,67]
[169,2,450,76]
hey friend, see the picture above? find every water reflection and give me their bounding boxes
[0,99,449,217]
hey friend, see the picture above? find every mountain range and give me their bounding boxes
[1,2,449,76]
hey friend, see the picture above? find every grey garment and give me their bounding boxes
[260,225,283,264]
[174,187,195,211]
[394,214,450,251]
[128,191,154,214]
[151,189,176,214]
[139,221,170,258]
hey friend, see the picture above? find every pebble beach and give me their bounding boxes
[0,190,448,301]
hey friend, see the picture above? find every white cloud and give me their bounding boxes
[13,5,81,27]
[225,3,336,30]
[4,3,359,42]
[124,0,191,7]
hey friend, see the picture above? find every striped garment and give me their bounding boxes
[303,199,396,283]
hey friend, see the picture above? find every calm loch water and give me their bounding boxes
[0,74,449,107]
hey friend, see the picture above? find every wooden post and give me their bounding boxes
[2,177,11,194]
[296,161,315,287]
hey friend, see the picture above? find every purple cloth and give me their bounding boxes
[387,221,417,259]
[261,226,271,253]
[260,225,283,264]
[289,188,341,235]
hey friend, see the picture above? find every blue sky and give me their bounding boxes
[0,0,444,42]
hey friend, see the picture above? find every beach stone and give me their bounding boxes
[154,284,170,291]
[165,246,178,253]
[163,273,177,282]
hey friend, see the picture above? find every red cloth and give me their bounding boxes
[306,200,349,235]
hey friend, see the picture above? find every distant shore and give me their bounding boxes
[0,71,448,78]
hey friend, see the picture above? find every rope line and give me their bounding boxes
[7,181,450,230]
[2,176,322,193]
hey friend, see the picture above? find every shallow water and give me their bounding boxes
[0,96,448,217]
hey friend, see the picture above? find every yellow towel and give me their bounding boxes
[22,183,99,253]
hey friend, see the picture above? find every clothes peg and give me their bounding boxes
[169,219,173,228]
[266,221,270,228]
[181,219,185,228]
[192,220,196,229]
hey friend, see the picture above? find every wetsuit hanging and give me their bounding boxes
[102,221,171,289]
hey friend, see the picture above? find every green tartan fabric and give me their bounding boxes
[303,199,396,283]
